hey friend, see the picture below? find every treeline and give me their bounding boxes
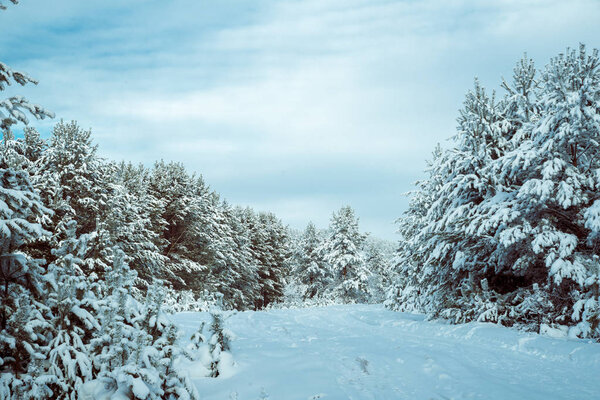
[2,121,393,308]
[2,121,290,311]
[387,44,600,339]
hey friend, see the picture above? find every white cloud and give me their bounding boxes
[3,0,600,239]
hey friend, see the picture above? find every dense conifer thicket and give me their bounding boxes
[387,45,600,339]
[0,120,294,309]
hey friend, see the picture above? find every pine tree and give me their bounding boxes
[0,63,53,136]
[0,129,26,169]
[249,212,290,309]
[87,250,199,399]
[207,310,232,378]
[35,121,106,247]
[493,45,600,331]
[296,222,329,299]
[22,127,46,166]
[44,220,99,399]
[226,205,261,309]
[0,168,52,397]
[364,239,391,303]
[322,206,369,303]
[147,161,207,290]
[102,162,168,286]
[155,322,199,399]
[389,45,600,337]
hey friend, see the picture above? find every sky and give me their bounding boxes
[1,0,600,240]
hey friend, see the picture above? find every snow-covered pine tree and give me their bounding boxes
[364,239,392,303]
[388,65,533,321]
[296,222,329,300]
[0,168,52,398]
[22,127,46,167]
[437,82,506,317]
[491,45,600,333]
[250,212,290,309]
[87,250,199,399]
[0,129,26,169]
[389,45,600,338]
[44,220,100,399]
[207,309,232,378]
[88,249,144,394]
[154,322,199,399]
[34,121,106,251]
[0,126,45,175]
[188,179,249,309]
[139,280,199,399]
[147,161,207,291]
[207,199,259,310]
[188,322,206,353]
[226,205,261,309]
[385,146,443,313]
[322,206,369,303]
[101,162,168,287]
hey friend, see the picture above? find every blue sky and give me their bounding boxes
[2,0,600,240]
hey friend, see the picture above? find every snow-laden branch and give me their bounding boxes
[0,54,55,133]
[0,61,37,90]
[0,0,18,11]
[0,95,55,132]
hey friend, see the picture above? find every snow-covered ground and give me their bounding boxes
[172,304,600,400]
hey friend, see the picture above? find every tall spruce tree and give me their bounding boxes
[297,222,329,299]
[322,206,369,302]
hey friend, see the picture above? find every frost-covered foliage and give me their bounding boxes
[163,289,218,312]
[0,165,198,399]
[0,86,294,399]
[0,3,257,396]
[364,238,393,303]
[36,121,105,241]
[252,211,290,309]
[388,45,600,339]
[206,310,233,377]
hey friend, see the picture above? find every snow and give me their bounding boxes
[173,304,600,400]
[79,377,116,400]
[130,377,150,398]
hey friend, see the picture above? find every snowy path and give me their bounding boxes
[172,304,600,400]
